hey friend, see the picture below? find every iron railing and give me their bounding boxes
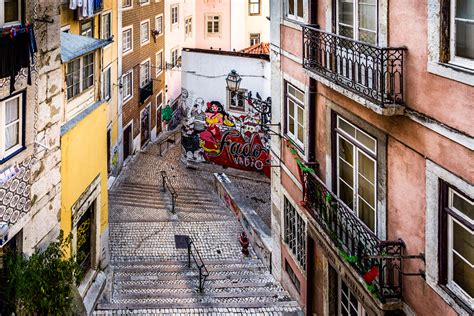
[304,172,404,301]
[302,25,406,107]
[139,81,153,104]
[186,236,209,293]
[160,171,177,213]
[156,128,180,157]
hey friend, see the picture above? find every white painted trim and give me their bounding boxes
[280,163,304,192]
[427,61,474,87]
[140,19,151,46]
[122,69,133,105]
[139,58,152,88]
[425,160,473,316]
[122,25,133,56]
[280,49,303,65]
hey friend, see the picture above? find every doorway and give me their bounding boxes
[123,123,132,161]
[77,203,94,276]
[141,105,151,147]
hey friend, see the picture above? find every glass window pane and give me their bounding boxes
[452,191,474,220]
[339,0,354,26]
[338,137,354,164]
[358,174,375,206]
[5,0,19,23]
[338,118,356,137]
[297,106,304,125]
[5,123,19,150]
[455,20,474,59]
[5,98,19,124]
[339,158,354,186]
[288,0,295,15]
[356,130,376,152]
[358,30,376,45]
[358,152,375,182]
[453,220,474,264]
[288,117,295,135]
[288,99,295,117]
[297,124,304,143]
[453,253,474,298]
[339,180,354,209]
[297,0,304,18]
[358,2,376,31]
[456,0,474,20]
[339,25,354,38]
[358,197,375,231]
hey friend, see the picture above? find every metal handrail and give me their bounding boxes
[157,129,180,157]
[160,171,177,213]
[186,236,209,293]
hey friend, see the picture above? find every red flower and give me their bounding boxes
[363,266,379,284]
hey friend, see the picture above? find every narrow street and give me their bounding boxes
[94,137,302,315]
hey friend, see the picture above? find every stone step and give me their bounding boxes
[96,300,301,311]
[109,202,229,216]
[112,259,265,269]
[109,193,225,207]
[115,280,277,291]
[113,289,288,301]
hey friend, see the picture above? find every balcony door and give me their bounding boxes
[336,0,378,45]
[335,116,377,233]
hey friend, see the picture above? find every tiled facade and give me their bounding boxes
[270,0,473,315]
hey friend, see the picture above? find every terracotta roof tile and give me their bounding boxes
[240,42,270,55]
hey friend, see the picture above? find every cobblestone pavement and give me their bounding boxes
[95,138,302,315]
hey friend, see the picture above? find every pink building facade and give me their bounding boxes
[270,0,473,315]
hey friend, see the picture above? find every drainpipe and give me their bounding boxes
[117,0,124,171]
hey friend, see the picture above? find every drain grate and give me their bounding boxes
[174,234,189,249]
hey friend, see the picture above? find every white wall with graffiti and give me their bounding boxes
[180,48,272,175]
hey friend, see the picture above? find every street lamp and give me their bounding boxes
[226,70,242,92]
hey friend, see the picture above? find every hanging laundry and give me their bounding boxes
[0,24,37,94]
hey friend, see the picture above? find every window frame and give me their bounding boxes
[285,81,305,149]
[122,70,133,104]
[206,15,220,36]
[283,196,307,272]
[449,0,474,69]
[156,50,163,76]
[227,88,248,112]
[439,183,474,310]
[338,277,368,315]
[140,59,151,89]
[335,0,379,45]
[101,11,111,39]
[185,16,192,37]
[80,19,94,38]
[1,0,22,27]
[286,0,304,22]
[170,48,179,68]
[335,115,378,233]
[171,4,179,26]
[66,53,95,100]
[250,33,261,46]
[249,0,261,16]
[122,25,133,55]
[140,19,150,46]
[155,14,163,36]
[102,65,112,101]
[0,92,25,161]
[122,0,132,9]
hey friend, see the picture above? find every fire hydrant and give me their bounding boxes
[240,232,250,256]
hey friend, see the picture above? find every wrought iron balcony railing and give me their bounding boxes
[303,172,405,301]
[302,25,406,108]
[139,81,153,104]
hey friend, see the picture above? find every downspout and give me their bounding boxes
[117,0,124,170]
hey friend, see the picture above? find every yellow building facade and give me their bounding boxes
[58,0,119,297]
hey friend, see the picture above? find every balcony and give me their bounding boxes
[302,26,406,115]
[140,81,153,104]
[303,172,405,302]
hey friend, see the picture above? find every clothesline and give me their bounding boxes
[0,23,34,39]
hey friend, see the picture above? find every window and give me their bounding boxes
[249,0,261,15]
[140,60,151,88]
[227,89,247,112]
[171,48,179,68]
[185,16,192,36]
[155,15,163,35]
[140,0,150,5]
[335,116,377,232]
[285,82,305,148]
[140,20,150,45]
[285,260,301,293]
[284,197,306,271]
[450,0,474,68]
[122,26,133,54]
[338,278,368,315]
[66,53,95,100]
[0,94,23,159]
[102,67,111,100]
[156,51,163,75]
[122,0,132,8]
[250,33,260,46]
[122,70,133,102]
[1,0,21,26]
[206,15,220,35]
[440,184,473,309]
[101,12,111,39]
[80,19,94,37]
[286,0,304,21]
[171,5,178,25]
[337,0,378,45]
[156,91,163,107]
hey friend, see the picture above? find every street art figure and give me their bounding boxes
[181,93,272,177]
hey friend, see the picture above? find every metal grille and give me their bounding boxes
[304,172,404,301]
[303,25,406,107]
[284,197,306,271]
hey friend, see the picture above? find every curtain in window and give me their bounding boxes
[5,98,19,150]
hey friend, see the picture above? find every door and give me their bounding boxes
[123,124,132,160]
[156,106,162,135]
[107,129,111,174]
[141,105,150,147]
[77,203,93,275]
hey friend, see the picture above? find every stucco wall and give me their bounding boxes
[195,0,231,50]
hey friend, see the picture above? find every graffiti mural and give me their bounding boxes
[181,91,271,176]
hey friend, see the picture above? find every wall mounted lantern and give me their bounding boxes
[226,70,242,92]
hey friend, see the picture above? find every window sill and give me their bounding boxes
[427,61,474,86]
[282,18,304,31]
[0,146,26,164]
[438,284,473,315]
